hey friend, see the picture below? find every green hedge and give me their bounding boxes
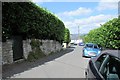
[63,28,71,44]
[84,18,120,49]
[2,2,65,43]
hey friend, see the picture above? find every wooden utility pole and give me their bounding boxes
[78,26,80,40]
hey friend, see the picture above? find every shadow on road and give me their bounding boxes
[2,48,74,78]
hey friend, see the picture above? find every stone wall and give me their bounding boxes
[0,42,2,65]
[2,39,62,65]
[23,39,32,59]
[2,40,13,65]
[40,40,62,55]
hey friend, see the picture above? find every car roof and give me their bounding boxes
[101,50,120,59]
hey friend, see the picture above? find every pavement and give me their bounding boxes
[3,45,90,78]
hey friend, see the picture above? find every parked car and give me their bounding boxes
[85,50,120,80]
[74,43,77,45]
[79,42,84,46]
[82,43,101,57]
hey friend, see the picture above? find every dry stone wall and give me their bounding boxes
[2,39,62,65]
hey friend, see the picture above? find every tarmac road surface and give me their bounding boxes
[10,45,90,78]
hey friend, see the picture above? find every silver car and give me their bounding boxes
[85,50,120,80]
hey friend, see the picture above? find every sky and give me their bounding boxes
[32,0,119,34]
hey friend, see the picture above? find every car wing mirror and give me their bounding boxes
[99,47,102,50]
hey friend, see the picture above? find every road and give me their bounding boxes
[11,46,90,78]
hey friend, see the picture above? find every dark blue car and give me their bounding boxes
[79,42,84,46]
[82,43,101,57]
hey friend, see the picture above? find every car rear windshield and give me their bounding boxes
[86,44,93,48]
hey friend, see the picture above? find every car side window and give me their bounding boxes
[97,55,120,80]
[95,54,107,70]
[99,55,110,78]
[104,56,120,79]
[94,45,98,49]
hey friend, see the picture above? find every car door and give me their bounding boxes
[98,55,110,79]
[86,54,108,79]
[100,56,120,80]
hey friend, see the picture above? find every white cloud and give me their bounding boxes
[31,0,118,34]
[99,0,119,2]
[63,14,117,34]
[32,0,54,2]
[31,0,99,2]
[57,7,92,17]
[74,14,116,25]
[31,0,118,2]
[97,0,119,11]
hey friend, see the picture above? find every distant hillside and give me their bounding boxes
[70,34,87,40]
[70,34,78,40]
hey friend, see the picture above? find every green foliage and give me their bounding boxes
[64,28,71,44]
[27,49,45,62]
[49,51,55,54]
[27,39,45,62]
[2,2,65,42]
[84,18,120,49]
[30,39,42,49]
[79,34,87,40]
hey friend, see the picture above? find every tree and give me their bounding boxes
[64,28,71,44]
[2,2,65,43]
[84,18,120,49]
